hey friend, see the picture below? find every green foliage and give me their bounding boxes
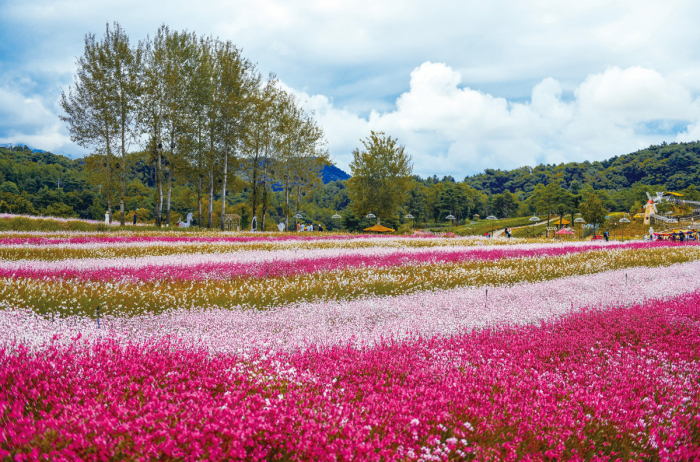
[464,141,700,211]
[42,203,76,218]
[580,192,608,228]
[347,131,413,225]
[0,181,20,195]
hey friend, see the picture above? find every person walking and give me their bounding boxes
[133,212,137,225]
[604,229,610,242]
[296,222,301,232]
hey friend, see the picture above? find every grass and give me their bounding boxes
[0,216,231,233]
[425,216,544,236]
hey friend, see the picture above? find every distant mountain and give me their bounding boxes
[322,164,350,183]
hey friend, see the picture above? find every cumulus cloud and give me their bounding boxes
[294,63,700,178]
[0,84,77,154]
[2,0,700,172]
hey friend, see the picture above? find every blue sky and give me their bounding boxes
[2,0,700,178]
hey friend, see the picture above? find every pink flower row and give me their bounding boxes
[0,233,443,247]
[2,292,699,460]
[6,260,699,353]
[0,241,689,282]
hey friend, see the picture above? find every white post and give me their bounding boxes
[105,212,109,225]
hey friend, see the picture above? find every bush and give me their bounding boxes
[42,203,76,218]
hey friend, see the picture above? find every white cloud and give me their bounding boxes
[2,0,700,172]
[293,63,700,178]
[0,85,78,154]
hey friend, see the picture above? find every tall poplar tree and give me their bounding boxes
[139,27,168,226]
[104,22,141,225]
[60,31,117,223]
[215,40,259,231]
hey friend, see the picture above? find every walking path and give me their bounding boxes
[492,217,561,238]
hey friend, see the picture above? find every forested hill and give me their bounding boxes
[2,141,700,225]
[464,141,700,196]
[0,145,352,222]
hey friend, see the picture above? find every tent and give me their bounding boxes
[555,228,575,235]
[633,212,645,218]
[551,218,571,226]
[363,224,395,233]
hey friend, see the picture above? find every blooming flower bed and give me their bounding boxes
[1,231,699,460]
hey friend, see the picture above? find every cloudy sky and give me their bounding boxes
[1,0,700,178]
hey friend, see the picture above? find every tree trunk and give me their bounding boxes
[220,146,228,231]
[284,177,290,231]
[120,126,126,226]
[119,180,125,225]
[197,175,202,228]
[166,167,172,226]
[155,149,162,227]
[251,163,258,229]
[295,184,300,230]
[208,166,214,228]
[106,152,113,224]
[261,161,268,232]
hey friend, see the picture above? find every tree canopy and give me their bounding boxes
[347,132,413,226]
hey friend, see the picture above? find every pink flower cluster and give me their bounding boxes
[0,241,691,282]
[0,233,432,247]
[6,261,698,353]
[2,293,699,461]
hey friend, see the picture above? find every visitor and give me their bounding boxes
[300,224,305,232]
[680,231,685,242]
[133,212,137,225]
[309,224,314,232]
[604,229,610,242]
[296,222,301,232]
[318,224,323,233]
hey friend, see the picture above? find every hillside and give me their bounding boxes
[321,164,351,183]
[464,141,700,195]
[2,141,700,228]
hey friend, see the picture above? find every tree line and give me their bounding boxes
[3,139,700,233]
[60,22,328,230]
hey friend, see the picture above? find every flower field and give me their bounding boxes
[1,232,699,461]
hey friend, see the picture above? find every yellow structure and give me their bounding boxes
[363,224,395,233]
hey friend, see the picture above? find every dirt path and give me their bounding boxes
[492,217,561,238]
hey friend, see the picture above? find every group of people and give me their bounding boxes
[296,222,323,232]
[648,231,696,242]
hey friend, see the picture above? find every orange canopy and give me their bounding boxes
[551,218,571,225]
[363,224,395,233]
